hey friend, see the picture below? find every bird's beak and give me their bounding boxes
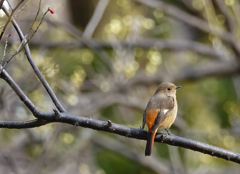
[175,86,181,89]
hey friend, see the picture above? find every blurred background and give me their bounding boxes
[1,0,240,173]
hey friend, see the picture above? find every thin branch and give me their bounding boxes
[1,34,10,63]
[0,0,24,41]
[13,0,32,19]
[2,5,66,113]
[27,0,41,35]
[0,67,46,116]
[2,6,51,68]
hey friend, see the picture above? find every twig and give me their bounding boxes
[2,5,66,113]
[26,0,41,35]
[1,34,10,63]
[13,0,33,19]
[0,68,47,117]
[2,6,50,68]
[0,0,24,41]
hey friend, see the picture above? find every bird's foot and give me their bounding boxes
[165,129,171,135]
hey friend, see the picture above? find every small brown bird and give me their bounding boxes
[142,82,181,156]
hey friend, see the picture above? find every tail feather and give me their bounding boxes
[145,130,156,156]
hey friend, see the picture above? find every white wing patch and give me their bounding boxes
[163,109,169,114]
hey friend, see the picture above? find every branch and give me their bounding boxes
[2,5,66,113]
[0,119,48,129]
[0,0,24,41]
[1,111,240,164]
[1,69,240,164]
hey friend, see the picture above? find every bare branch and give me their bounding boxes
[0,110,240,164]
[2,5,66,113]
[0,119,48,129]
[0,0,24,41]
[0,67,45,116]
[2,6,52,68]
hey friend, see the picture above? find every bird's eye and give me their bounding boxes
[167,88,171,91]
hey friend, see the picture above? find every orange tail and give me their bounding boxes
[145,130,156,156]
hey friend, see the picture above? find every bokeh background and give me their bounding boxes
[1,0,240,173]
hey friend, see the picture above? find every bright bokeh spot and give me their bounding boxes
[70,66,86,87]
[59,132,74,144]
[216,15,225,25]
[142,18,155,30]
[145,63,157,75]
[192,0,204,10]
[122,15,133,26]
[109,19,123,35]
[153,9,164,19]
[100,81,110,92]
[199,153,212,164]
[79,163,90,174]
[147,49,162,65]
[225,0,235,6]
[81,50,94,64]
[15,107,28,119]
[124,61,139,78]
[223,135,235,148]
[113,60,124,72]
[67,93,79,105]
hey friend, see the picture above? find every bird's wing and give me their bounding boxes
[151,96,175,132]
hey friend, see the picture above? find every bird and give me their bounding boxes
[142,82,181,156]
